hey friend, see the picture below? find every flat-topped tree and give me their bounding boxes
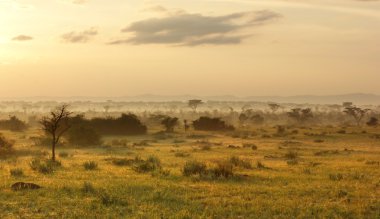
[188,99,203,112]
[40,104,72,161]
[268,103,280,113]
[344,106,370,126]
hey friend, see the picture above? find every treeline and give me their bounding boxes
[0,116,27,132]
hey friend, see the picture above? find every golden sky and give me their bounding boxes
[0,0,379,97]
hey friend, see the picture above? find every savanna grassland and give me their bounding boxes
[0,102,380,218]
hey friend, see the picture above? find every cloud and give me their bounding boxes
[109,9,281,46]
[61,27,98,43]
[12,35,33,41]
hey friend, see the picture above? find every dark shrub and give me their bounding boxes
[67,126,102,146]
[183,161,207,176]
[193,117,234,131]
[161,116,179,132]
[10,168,24,177]
[30,158,61,174]
[69,114,147,136]
[230,156,252,169]
[0,116,27,132]
[210,162,234,178]
[0,134,14,154]
[133,156,161,173]
[83,161,98,170]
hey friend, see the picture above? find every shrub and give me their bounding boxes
[133,156,161,173]
[285,151,298,160]
[67,126,102,146]
[329,173,344,181]
[209,162,234,178]
[70,114,147,136]
[183,161,207,176]
[0,134,14,154]
[30,158,61,174]
[193,117,235,131]
[59,151,69,158]
[10,168,24,177]
[257,161,266,169]
[83,161,98,170]
[81,182,96,193]
[0,116,27,132]
[230,156,252,169]
[243,143,257,150]
[174,151,191,157]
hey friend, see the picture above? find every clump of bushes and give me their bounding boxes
[174,151,191,157]
[30,158,61,174]
[81,182,96,194]
[83,161,98,170]
[10,168,24,177]
[193,117,235,131]
[182,160,235,179]
[243,143,257,150]
[133,156,162,173]
[0,116,27,132]
[67,126,102,146]
[69,114,147,136]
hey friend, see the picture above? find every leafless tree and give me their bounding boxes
[40,104,72,161]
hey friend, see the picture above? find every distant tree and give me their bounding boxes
[342,102,353,108]
[367,117,378,127]
[239,109,264,126]
[104,105,110,114]
[40,105,72,161]
[268,103,280,113]
[188,100,203,112]
[287,108,313,124]
[344,106,370,126]
[161,116,179,132]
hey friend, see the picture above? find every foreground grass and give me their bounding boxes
[0,127,380,218]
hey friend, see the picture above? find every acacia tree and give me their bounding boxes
[188,99,203,112]
[268,103,280,114]
[161,116,179,132]
[344,106,370,126]
[287,108,313,124]
[40,104,72,161]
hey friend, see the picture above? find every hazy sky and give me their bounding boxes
[1,0,379,97]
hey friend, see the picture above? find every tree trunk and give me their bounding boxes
[52,137,56,161]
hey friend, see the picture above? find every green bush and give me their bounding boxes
[30,158,61,174]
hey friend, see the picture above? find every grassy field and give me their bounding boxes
[1,126,380,218]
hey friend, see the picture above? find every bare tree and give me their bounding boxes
[40,104,72,161]
[188,99,203,112]
[344,106,370,126]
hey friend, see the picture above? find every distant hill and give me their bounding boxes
[0,93,379,105]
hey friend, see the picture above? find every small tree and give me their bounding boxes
[268,103,280,113]
[40,105,72,161]
[161,116,179,132]
[188,99,203,112]
[344,106,370,126]
[287,108,313,124]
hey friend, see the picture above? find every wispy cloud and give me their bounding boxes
[109,9,281,46]
[12,35,33,41]
[61,27,98,43]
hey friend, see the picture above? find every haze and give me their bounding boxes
[1,0,380,97]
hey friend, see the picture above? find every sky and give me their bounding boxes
[0,0,379,97]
